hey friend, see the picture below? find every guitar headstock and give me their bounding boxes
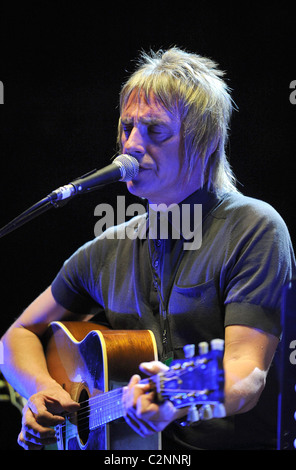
[152,339,225,423]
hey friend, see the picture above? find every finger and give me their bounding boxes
[122,378,139,411]
[20,428,57,447]
[20,406,58,450]
[135,391,159,416]
[138,397,176,424]
[128,376,151,396]
[17,431,44,451]
[49,394,80,413]
[125,375,151,409]
[18,426,58,451]
[23,412,57,438]
[127,374,141,388]
[27,391,79,426]
[28,391,80,418]
[124,406,157,437]
[25,400,65,427]
[139,361,169,375]
[21,406,57,444]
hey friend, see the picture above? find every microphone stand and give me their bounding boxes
[0,195,70,239]
[0,154,138,239]
[0,169,104,239]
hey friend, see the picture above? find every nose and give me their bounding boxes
[123,127,145,159]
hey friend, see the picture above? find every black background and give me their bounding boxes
[0,1,295,450]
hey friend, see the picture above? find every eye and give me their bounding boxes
[148,125,162,134]
[122,124,133,137]
[148,125,171,141]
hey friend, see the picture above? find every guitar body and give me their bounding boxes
[44,321,160,450]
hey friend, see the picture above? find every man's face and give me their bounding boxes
[120,90,186,205]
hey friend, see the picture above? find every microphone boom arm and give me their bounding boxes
[0,195,70,239]
[0,154,138,239]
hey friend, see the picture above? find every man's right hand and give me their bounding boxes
[17,385,80,450]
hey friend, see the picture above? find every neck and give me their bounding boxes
[147,185,202,207]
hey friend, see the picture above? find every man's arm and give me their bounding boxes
[0,285,90,449]
[1,285,91,398]
[223,324,279,415]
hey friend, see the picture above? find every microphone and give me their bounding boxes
[48,154,139,201]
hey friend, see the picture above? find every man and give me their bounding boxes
[1,47,295,450]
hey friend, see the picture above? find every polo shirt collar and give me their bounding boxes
[145,187,222,241]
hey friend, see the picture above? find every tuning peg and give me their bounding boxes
[210,339,224,351]
[178,404,200,427]
[183,344,195,359]
[199,404,213,420]
[213,403,226,418]
[198,341,209,355]
[187,404,200,424]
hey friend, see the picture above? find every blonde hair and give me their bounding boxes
[118,47,238,195]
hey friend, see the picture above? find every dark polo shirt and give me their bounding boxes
[51,188,296,449]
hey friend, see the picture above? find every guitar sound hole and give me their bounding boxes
[77,388,90,446]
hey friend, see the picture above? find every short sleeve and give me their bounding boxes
[51,239,102,315]
[223,199,296,337]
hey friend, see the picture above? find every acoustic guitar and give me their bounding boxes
[43,321,225,450]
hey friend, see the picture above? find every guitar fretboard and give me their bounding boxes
[89,388,124,429]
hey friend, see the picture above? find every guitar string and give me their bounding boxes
[71,386,205,414]
[54,386,212,436]
[56,361,209,424]
[57,385,205,424]
[56,367,204,425]
[62,388,123,418]
[54,378,142,429]
[56,388,125,433]
[56,399,218,443]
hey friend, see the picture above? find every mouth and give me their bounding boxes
[128,166,152,182]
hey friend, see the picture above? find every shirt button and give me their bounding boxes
[153,259,159,269]
[155,239,161,247]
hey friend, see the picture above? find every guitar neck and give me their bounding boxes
[89,388,125,429]
[88,376,152,428]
